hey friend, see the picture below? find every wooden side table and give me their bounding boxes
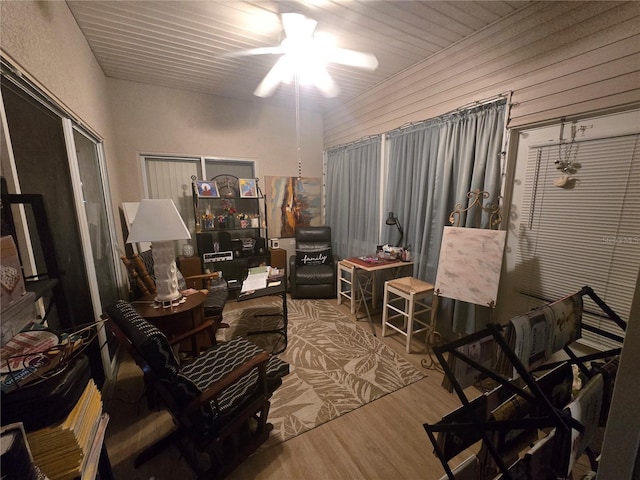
[132,291,208,355]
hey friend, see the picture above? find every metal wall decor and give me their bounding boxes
[448,189,502,230]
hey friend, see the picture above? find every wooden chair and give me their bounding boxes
[121,250,229,329]
[120,252,156,296]
[104,300,289,479]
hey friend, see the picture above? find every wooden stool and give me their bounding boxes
[337,260,357,314]
[381,276,436,353]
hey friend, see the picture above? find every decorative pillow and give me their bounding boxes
[296,248,332,266]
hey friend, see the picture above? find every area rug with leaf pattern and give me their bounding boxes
[219,298,426,448]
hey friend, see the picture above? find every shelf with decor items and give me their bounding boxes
[191,175,269,292]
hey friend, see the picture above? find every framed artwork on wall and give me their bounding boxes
[265,176,322,238]
[239,178,258,198]
[196,180,219,198]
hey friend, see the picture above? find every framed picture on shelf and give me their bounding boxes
[196,180,219,198]
[239,178,258,198]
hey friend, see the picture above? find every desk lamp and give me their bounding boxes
[127,199,191,303]
[386,212,404,247]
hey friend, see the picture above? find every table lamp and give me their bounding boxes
[127,199,191,303]
[386,212,404,247]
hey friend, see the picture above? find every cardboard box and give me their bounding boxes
[1,236,26,311]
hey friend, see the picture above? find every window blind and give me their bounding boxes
[145,157,199,231]
[515,134,639,350]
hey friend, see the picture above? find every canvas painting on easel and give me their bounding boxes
[435,227,507,307]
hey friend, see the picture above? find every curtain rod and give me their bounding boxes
[326,134,382,153]
[454,92,510,113]
[327,92,510,152]
[396,92,510,131]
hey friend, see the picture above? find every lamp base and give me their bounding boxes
[153,296,187,309]
[151,240,182,303]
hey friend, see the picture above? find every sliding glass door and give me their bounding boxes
[1,67,119,383]
[65,123,120,377]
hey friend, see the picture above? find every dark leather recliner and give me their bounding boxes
[289,226,338,299]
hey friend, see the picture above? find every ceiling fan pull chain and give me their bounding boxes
[295,74,302,180]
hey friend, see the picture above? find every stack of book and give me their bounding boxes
[25,379,104,480]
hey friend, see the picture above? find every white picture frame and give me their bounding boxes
[239,178,257,198]
[196,180,220,198]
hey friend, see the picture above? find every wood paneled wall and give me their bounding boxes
[323,1,640,147]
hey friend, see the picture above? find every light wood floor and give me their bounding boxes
[103,296,591,479]
[227,297,469,480]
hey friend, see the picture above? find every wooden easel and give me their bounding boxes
[422,190,504,371]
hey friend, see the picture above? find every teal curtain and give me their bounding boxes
[326,137,381,259]
[385,101,506,333]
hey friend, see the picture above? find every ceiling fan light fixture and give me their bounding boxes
[247,12,377,98]
[309,66,338,97]
[296,56,327,82]
[282,12,317,39]
[272,36,333,92]
[313,31,336,48]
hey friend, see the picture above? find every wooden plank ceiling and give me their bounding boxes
[66,0,530,111]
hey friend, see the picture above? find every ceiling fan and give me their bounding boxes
[233,12,379,98]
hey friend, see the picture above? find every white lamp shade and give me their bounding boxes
[126,199,191,243]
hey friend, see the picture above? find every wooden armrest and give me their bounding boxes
[168,319,217,345]
[183,350,269,416]
[183,272,223,290]
[183,272,220,281]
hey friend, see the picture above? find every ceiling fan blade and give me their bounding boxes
[281,12,317,42]
[327,48,378,70]
[247,12,375,98]
[314,69,339,98]
[224,46,284,58]
[254,56,293,97]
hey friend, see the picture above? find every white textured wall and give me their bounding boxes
[0,1,324,219]
[106,78,324,203]
[0,0,120,205]
[323,1,640,147]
